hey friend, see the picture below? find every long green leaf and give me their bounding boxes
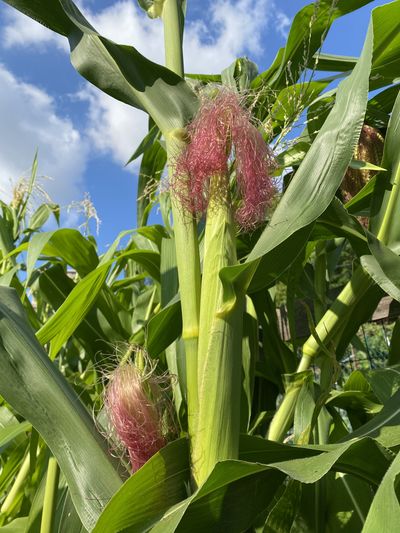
[147,298,181,357]
[220,17,373,307]
[156,435,391,532]
[27,229,98,281]
[239,435,391,487]
[37,265,114,357]
[36,262,111,358]
[367,85,400,129]
[2,0,197,132]
[363,449,400,532]
[252,0,373,90]
[370,87,400,245]
[36,249,159,358]
[361,234,400,303]
[0,518,29,532]
[94,429,395,533]
[309,52,358,72]
[92,439,190,533]
[0,287,123,531]
[369,1,400,90]
[0,421,31,452]
[362,366,400,404]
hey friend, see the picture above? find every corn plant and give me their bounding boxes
[1,0,400,531]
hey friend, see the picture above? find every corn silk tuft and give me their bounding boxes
[172,88,276,230]
[104,362,170,473]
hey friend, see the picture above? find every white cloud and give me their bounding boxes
[78,86,148,167]
[183,0,268,73]
[275,11,291,39]
[2,6,66,50]
[0,64,88,204]
[1,0,291,168]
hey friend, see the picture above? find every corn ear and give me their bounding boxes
[192,175,244,486]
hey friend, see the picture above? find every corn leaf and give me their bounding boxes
[253,0,373,89]
[369,1,400,89]
[308,52,358,72]
[370,88,400,246]
[0,287,123,531]
[220,12,374,309]
[37,265,116,357]
[363,448,400,532]
[361,234,400,303]
[2,0,197,132]
[92,439,190,533]
[27,229,98,282]
[154,435,391,532]
[147,297,181,356]
[0,518,29,532]
[239,435,391,487]
[0,421,31,452]
[36,249,160,358]
[341,389,400,448]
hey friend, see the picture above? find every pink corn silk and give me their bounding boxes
[174,92,231,215]
[173,89,276,229]
[104,364,166,473]
[232,114,276,230]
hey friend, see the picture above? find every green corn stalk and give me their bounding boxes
[268,264,373,442]
[40,457,60,533]
[161,1,244,485]
[161,0,201,480]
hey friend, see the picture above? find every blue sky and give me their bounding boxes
[0,0,389,251]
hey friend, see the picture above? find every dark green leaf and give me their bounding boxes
[92,439,190,533]
[342,388,400,448]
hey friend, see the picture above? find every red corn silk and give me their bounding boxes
[172,88,276,230]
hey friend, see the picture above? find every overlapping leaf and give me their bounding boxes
[0,287,123,531]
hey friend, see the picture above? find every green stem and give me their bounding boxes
[377,163,400,245]
[1,451,31,514]
[267,384,304,443]
[162,0,184,78]
[40,457,60,533]
[314,241,327,323]
[161,0,201,481]
[165,135,201,453]
[268,266,372,442]
[301,266,372,360]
